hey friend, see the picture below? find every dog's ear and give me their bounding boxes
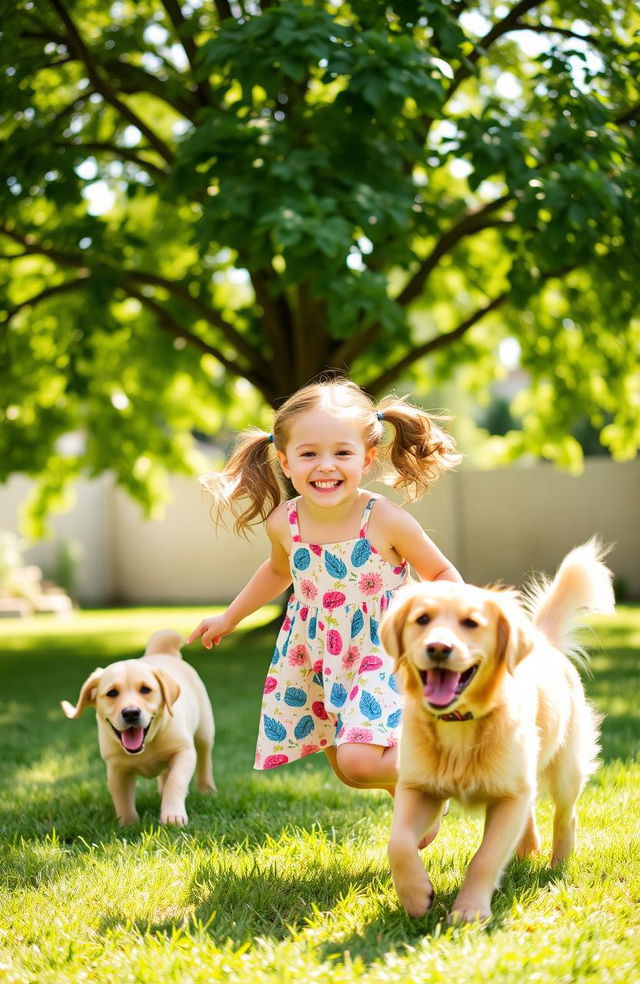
[492,592,534,672]
[60,668,104,719]
[153,670,180,716]
[380,587,418,667]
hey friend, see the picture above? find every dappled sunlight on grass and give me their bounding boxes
[0,607,638,982]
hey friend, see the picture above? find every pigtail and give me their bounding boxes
[199,430,285,536]
[376,395,461,499]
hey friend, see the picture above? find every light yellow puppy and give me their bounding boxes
[380,539,614,924]
[62,629,215,825]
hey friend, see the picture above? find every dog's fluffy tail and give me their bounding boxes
[145,629,184,658]
[525,538,615,660]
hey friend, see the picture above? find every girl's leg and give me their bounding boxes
[325,743,443,847]
[325,744,396,795]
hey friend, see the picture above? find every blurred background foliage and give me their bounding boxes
[1,0,639,534]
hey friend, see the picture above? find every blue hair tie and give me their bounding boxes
[377,411,384,421]
[267,433,274,444]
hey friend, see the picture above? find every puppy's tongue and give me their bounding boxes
[121,727,145,752]
[424,668,461,707]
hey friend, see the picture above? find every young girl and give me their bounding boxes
[188,378,463,796]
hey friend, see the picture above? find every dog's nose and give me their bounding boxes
[426,642,453,662]
[121,706,141,724]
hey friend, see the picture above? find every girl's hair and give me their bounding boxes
[200,377,461,534]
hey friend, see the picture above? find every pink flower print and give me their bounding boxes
[300,606,309,621]
[292,535,302,542]
[264,676,278,694]
[289,509,299,526]
[263,754,289,769]
[394,564,406,575]
[327,629,343,655]
[310,544,322,556]
[323,591,346,609]
[300,744,320,757]
[312,700,329,720]
[344,726,373,744]
[358,572,383,596]
[318,621,325,631]
[282,616,291,632]
[288,644,308,666]
[300,579,318,602]
[349,685,359,701]
[341,646,360,670]
[312,659,323,674]
[359,655,383,673]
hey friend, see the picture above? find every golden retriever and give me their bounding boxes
[380,539,614,924]
[61,629,215,826]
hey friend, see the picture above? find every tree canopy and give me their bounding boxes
[1,0,639,531]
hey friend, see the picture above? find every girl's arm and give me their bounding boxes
[187,507,292,649]
[374,499,464,584]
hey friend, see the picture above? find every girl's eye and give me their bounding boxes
[140,685,152,695]
[336,450,352,456]
[106,688,119,698]
[416,613,431,625]
[461,617,479,629]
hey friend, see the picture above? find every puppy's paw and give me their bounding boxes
[161,811,188,826]
[389,844,435,918]
[197,780,217,794]
[117,813,140,826]
[449,895,492,926]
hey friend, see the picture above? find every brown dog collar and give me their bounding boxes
[435,708,474,722]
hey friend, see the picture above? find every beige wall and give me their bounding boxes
[1,458,638,604]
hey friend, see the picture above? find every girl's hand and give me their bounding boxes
[187,614,236,649]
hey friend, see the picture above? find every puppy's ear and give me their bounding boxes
[492,592,534,672]
[153,670,180,716]
[61,668,104,719]
[380,588,417,667]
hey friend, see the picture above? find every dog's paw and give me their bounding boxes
[117,813,140,826]
[389,844,435,918]
[197,780,217,794]
[161,811,188,826]
[448,896,492,926]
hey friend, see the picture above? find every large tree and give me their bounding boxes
[1,0,639,530]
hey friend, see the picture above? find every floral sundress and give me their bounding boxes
[254,495,409,770]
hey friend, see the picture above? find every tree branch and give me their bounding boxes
[159,0,213,106]
[330,195,512,368]
[3,279,92,325]
[54,141,167,180]
[122,284,270,394]
[364,294,508,396]
[46,0,175,165]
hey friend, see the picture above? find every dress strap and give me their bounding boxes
[359,496,378,538]
[287,497,303,543]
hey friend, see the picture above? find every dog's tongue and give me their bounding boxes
[424,668,461,707]
[121,727,144,752]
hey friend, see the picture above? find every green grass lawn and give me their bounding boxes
[0,605,638,983]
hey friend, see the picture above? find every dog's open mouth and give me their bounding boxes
[108,721,151,754]
[419,664,478,709]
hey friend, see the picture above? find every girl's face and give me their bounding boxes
[277,408,376,506]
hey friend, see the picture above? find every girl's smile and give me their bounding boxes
[277,409,376,508]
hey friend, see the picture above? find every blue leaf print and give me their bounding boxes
[271,646,280,666]
[360,690,382,720]
[350,609,364,638]
[351,539,371,567]
[388,673,400,694]
[263,715,287,742]
[330,682,348,708]
[308,616,317,640]
[293,548,311,571]
[312,672,324,687]
[284,686,307,707]
[294,715,315,739]
[387,708,402,728]
[325,551,347,579]
[370,618,380,645]
[282,637,289,658]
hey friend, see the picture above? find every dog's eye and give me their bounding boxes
[140,685,152,694]
[461,617,479,629]
[106,688,119,698]
[416,613,431,625]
